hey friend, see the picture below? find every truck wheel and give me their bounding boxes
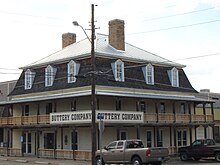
[180,152,188,161]
[131,156,142,165]
[95,156,105,165]
[215,152,220,162]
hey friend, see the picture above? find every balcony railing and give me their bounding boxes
[0,113,214,126]
[0,148,91,160]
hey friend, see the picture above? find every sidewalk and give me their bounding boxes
[0,156,91,165]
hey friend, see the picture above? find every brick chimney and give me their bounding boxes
[62,33,76,48]
[109,19,125,51]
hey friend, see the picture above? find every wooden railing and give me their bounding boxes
[0,147,22,156]
[158,113,175,123]
[38,149,91,160]
[191,115,206,122]
[175,114,191,123]
[0,113,214,126]
[0,115,50,125]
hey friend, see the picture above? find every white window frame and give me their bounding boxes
[25,69,35,89]
[171,67,179,87]
[68,60,76,83]
[177,129,187,147]
[112,59,124,82]
[146,64,154,85]
[146,130,153,147]
[45,65,56,87]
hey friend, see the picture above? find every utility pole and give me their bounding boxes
[91,4,97,165]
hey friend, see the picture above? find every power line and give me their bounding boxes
[128,19,220,35]
[143,6,219,22]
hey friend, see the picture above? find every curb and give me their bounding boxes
[15,159,28,163]
[35,161,51,164]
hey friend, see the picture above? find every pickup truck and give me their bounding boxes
[178,139,220,162]
[95,139,169,165]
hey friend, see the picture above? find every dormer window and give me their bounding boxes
[25,69,35,89]
[45,65,56,87]
[168,67,179,87]
[142,64,154,85]
[67,60,80,83]
[111,59,124,82]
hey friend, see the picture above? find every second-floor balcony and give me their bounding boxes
[0,112,213,126]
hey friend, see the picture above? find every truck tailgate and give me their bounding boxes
[150,147,169,161]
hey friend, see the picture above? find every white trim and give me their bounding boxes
[113,59,124,82]
[45,65,56,87]
[25,69,35,89]
[171,67,179,87]
[67,60,76,83]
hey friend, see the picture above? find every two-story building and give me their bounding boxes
[0,19,214,160]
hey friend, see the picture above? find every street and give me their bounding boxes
[0,156,220,165]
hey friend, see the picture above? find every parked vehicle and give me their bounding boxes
[178,139,220,162]
[95,139,169,165]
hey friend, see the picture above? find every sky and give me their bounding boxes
[0,0,220,93]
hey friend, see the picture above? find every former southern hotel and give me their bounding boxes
[0,19,214,160]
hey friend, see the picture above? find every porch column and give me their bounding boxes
[204,125,207,139]
[189,126,192,146]
[172,102,176,122]
[72,127,76,160]
[173,127,176,148]
[154,127,157,147]
[54,128,57,159]
[155,103,158,123]
[188,103,192,123]
[6,128,10,156]
[195,126,198,139]
[37,103,40,124]
[116,127,120,140]
[36,129,40,158]
[203,103,206,122]
[169,126,172,147]
[136,125,140,139]
[61,127,63,149]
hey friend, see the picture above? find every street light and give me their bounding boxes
[72,21,91,43]
[73,4,96,165]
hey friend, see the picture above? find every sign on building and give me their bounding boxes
[50,110,144,124]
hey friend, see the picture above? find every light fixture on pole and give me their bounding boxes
[72,21,91,43]
[73,4,97,165]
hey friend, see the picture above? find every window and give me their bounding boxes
[117,141,124,149]
[143,64,154,85]
[136,101,146,113]
[146,130,152,147]
[180,103,186,114]
[177,130,187,146]
[24,105,29,116]
[116,98,122,111]
[71,100,76,111]
[111,59,124,82]
[72,131,78,150]
[107,141,117,150]
[169,67,179,87]
[25,69,35,89]
[157,129,163,147]
[67,60,80,83]
[159,103,165,113]
[46,103,53,114]
[45,65,56,87]
[120,131,127,140]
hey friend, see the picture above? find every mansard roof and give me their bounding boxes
[21,33,184,69]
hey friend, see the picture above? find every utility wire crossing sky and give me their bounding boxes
[0,0,220,93]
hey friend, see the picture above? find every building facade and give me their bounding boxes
[0,19,214,160]
[196,89,220,142]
